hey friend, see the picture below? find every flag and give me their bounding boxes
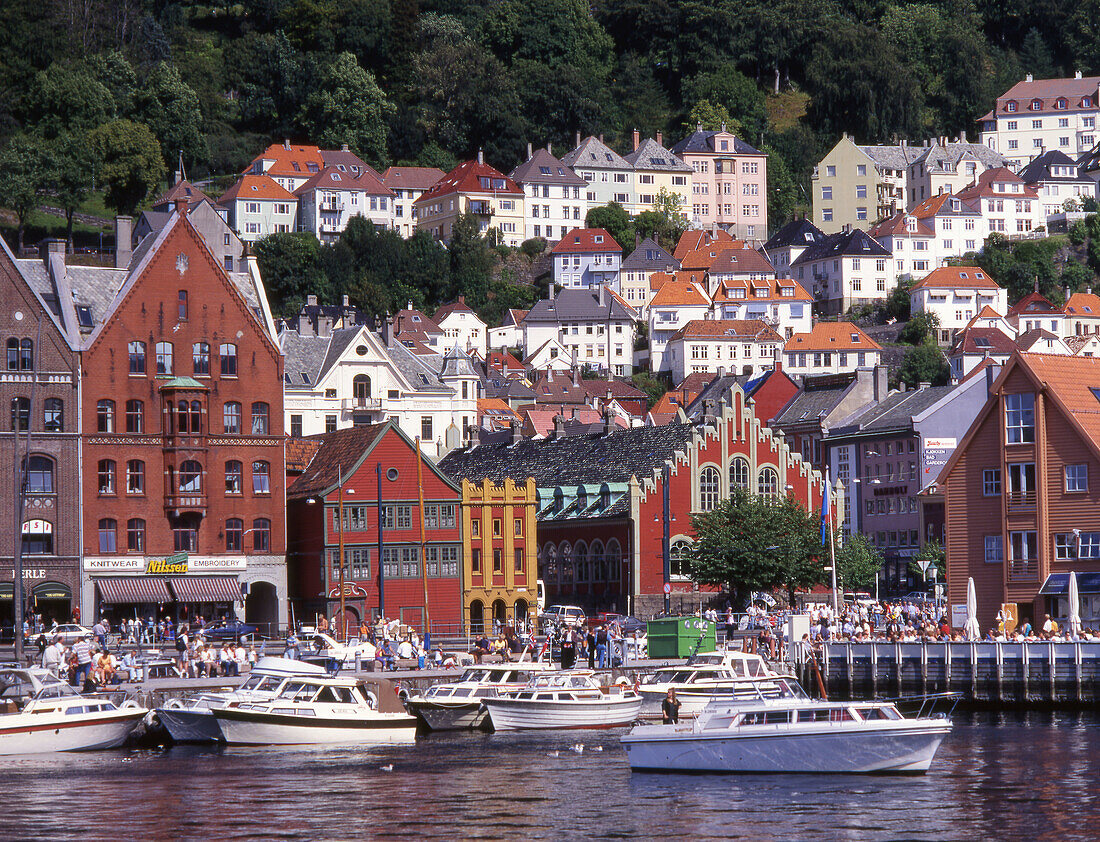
[821,468,831,546]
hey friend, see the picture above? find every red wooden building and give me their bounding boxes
[286,422,463,634]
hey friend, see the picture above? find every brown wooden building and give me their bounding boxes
[941,352,1100,629]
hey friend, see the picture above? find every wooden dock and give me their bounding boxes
[818,641,1100,707]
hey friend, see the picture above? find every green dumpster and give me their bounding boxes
[646,616,717,659]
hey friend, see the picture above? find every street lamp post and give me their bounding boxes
[662,464,671,616]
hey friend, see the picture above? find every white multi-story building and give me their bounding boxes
[295,166,394,242]
[783,323,883,377]
[218,175,298,242]
[1017,151,1096,225]
[763,218,828,278]
[551,228,623,291]
[664,319,782,382]
[979,73,1100,169]
[618,236,679,316]
[909,266,1008,344]
[510,146,588,242]
[870,194,987,280]
[561,136,635,209]
[646,274,711,373]
[790,228,893,316]
[280,325,479,457]
[1063,291,1100,337]
[711,276,814,341]
[522,287,637,377]
[433,296,487,355]
[382,167,445,238]
[956,167,1043,236]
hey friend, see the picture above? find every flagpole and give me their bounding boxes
[828,502,839,614]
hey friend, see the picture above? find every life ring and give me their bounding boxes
[614,677,630,687]
[121,699,141,710]
[164,698,184,710]
[365,690,378,710]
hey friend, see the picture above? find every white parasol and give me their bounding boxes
[964,576,981,640]
[1068,571,1082,637]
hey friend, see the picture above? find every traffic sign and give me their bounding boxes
[663,583,671,594]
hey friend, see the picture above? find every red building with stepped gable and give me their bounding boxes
[286,422,463,634]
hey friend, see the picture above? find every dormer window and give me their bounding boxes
[851,334,860,342]
[1056,98,1068,109]
[1006,101,1017,113]
[331,173,341,181]
[1085,97,1093,108]
[950,198,961,212]
[906,216,917,232]
[1031,98,1042,110]
[594,235,604,243]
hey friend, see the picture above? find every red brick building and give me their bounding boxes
[942,352,1100,629]
[286,422,463,634]
[78,210,286,631]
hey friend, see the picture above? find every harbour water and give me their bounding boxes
[4,711,1092,840]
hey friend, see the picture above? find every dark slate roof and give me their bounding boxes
[439,423,696,486]
[622,138,691,172]
[620,237,679,272]
[509,148,588,186]
[832,385,955,434]
[1018,150,1084,184]
[525,288,636,323]
[772,373,860,425]
[287,425,389,498]
[670,129,762,157]
[683,372,766,417]
[791,229,889,265]
[483,374,538,401]
[560,137,632,171]
[763,219,827,251]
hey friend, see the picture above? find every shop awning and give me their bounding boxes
[169,576,242,603]
[32,582,70,601]
[0,583,12,601]
[1039,572,1100,596]
[96,577,171,604]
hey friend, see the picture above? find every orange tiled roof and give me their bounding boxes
[783,322,882,352]
[671,319,782,341]
[679,241,745,271]
[673,229,735,261]
[248,143,324,178]
[649,278,710,307]
[1018,352,1100,445]
[219,174,296,203]
[1065,292,1100,317]
[712,277,812,304]
[869,213,934,238]
[707,247,775,276]
[551,228,622,254]
[910,266,1000,291]
[415,159,524,204]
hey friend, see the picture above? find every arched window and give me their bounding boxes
[97,459,116,494]
[543,545,557,582]
[21,520,52,555]
[223,401,242,434]
[559,543,573,583]
[252,460,270,494]
[699,465,720,511]
[43,398,63,432]
[178,460,202,493]
[192,342,210,376]
[225,518,243,551]
[19,338,32,371]
[219,343,237,376]
[126,459,144,494]
[10,397,29,432]
[353,374,371,406]
[156,341,173,375]
[758,467,779,500]
[252,518,271,552]
[98,518,117,553]
[6,339,18,370]
[670,539,692,579]
[251,401,269,434]
[606,539,621,582]
[225,460,243,494]
[127,518,145,552]
[97,399,115,433]
[128,341,146,374]
[591,540,605,582]
[574,542,588,583]
[730,457,750,492]
[25,455,53,494]
[126,399,143,433]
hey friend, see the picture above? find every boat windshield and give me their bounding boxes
[239,674,282,692]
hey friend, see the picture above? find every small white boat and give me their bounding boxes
[483,671,642,731]
[0,667,147,755]
[621,679,952,774]
[212,673,417,746]
[405,662,555,730]
[156,657,328,743]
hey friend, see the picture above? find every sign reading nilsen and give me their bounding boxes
[145,553,189,575]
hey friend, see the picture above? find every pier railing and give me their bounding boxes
[819,640,1100,705]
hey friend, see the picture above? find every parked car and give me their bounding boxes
[587,613,646,634]
[538,605,586,630]
[53,624,93,645]
[198,620,258,641]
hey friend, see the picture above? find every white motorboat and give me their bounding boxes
[156,657,329,743]
[405,662,554,730]
[621,679,952,774]
[0,667,147,755]
[483,671,642,731]
[211,673,417,745]
[636,651,794,717]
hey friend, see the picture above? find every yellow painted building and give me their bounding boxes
[460,477,539,632]
[413,155,527,247]
[625,135,693,218]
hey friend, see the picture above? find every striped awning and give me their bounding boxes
[96,577,171,604]
[168,576,241,603]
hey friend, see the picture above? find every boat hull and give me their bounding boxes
[0,709,147,755]
[157,708,222,743]
[405,700,487,731]
[621,722,951,774]
[485,697,642,731]
[213,708,418,746]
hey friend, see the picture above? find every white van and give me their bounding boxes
[536,579,545,616]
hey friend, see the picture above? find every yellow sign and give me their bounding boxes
[145,553,188,575]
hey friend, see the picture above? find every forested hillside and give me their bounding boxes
[0,0,1090,229]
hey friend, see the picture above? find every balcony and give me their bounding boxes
[342,396,382,412]
[1007,560,1038,583]
[469,201,494,216]
[319,202,345,213]
[1006,490,1037,509]
[164,494,207,515]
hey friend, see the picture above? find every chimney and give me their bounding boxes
[547,143,552,154]
[986,362,997,398]
[919,381,931,390]
[458,294,465,306]
[527,142,533,159]
[510,419,523,445]
[307,294,318,307]
[632,129,640,151]
[39,239,65,265]
[873,364,888,402]
[341,143,349,152]
[575,131,581,147]
[549,285,556,301]
[1076,71,1083,80]
[342,294,349,308]
[114,216,133,269]
[1065,285,1071,303]
[407,299,413,311]
[552,414,566,438]
[1026,73,1033,83]
[571,347,579,369]
[603,403,615,435]
[656,131,663,147]
[720,121,727,133]
[283,138,291,151]
[477,149,484,165]
[173,170,182,186]
[703,398,717,421]
[635,232,640,249]
[599,134,604,144]
[175,197,188,216]
[717,365,726,377]
[960,130,967,143]
[697,122,703,132]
